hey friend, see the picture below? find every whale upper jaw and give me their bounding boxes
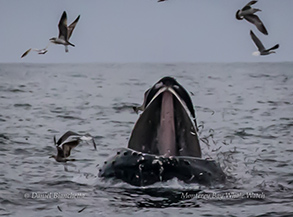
[128,77,201,158]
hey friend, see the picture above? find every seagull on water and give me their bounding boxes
[250,30,279,56]
[21,42,50,58]
[50,131,96,162]
[49,11,80,52]
[236,0,268,35]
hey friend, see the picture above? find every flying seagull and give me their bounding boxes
[50,131,96,162]
[250,30,279,56]
[49,11,80,52]
[236,0,268,35]
[21,42,50,58]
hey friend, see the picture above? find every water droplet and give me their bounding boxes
[188,175,194,181]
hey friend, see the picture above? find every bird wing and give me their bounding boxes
[57,206,63,212]
[245,14,268,35]
[57,146,65,158]
[22,41,51,58]
[78,206,87,213]
[250,30,265,52]
[67,15,80,40]
[243,0,258,9]
[80,134,97,150]
[62,141,79,158]
[84,138,97,150]
[44,40,51,50]
[92,138,97,150]
[58,11,68,40]
[21,48,32,58]
[56,131,80,145]
[266,44,279,52]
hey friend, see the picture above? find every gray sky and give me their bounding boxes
[0,0,292,63]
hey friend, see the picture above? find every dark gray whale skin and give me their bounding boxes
[98,77,226,186]
[99,148,225,187]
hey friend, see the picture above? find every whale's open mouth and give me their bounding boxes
[128,77,201,158]
[98,77,225,186]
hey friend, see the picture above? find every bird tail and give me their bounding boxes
[67,41,75,47]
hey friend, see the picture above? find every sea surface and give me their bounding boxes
[0,62,292,216]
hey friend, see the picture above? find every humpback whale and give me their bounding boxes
[99,77,225,186]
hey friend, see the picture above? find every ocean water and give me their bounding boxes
[0,62,292,216]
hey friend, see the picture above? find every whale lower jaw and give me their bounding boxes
[98,148,226,187]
